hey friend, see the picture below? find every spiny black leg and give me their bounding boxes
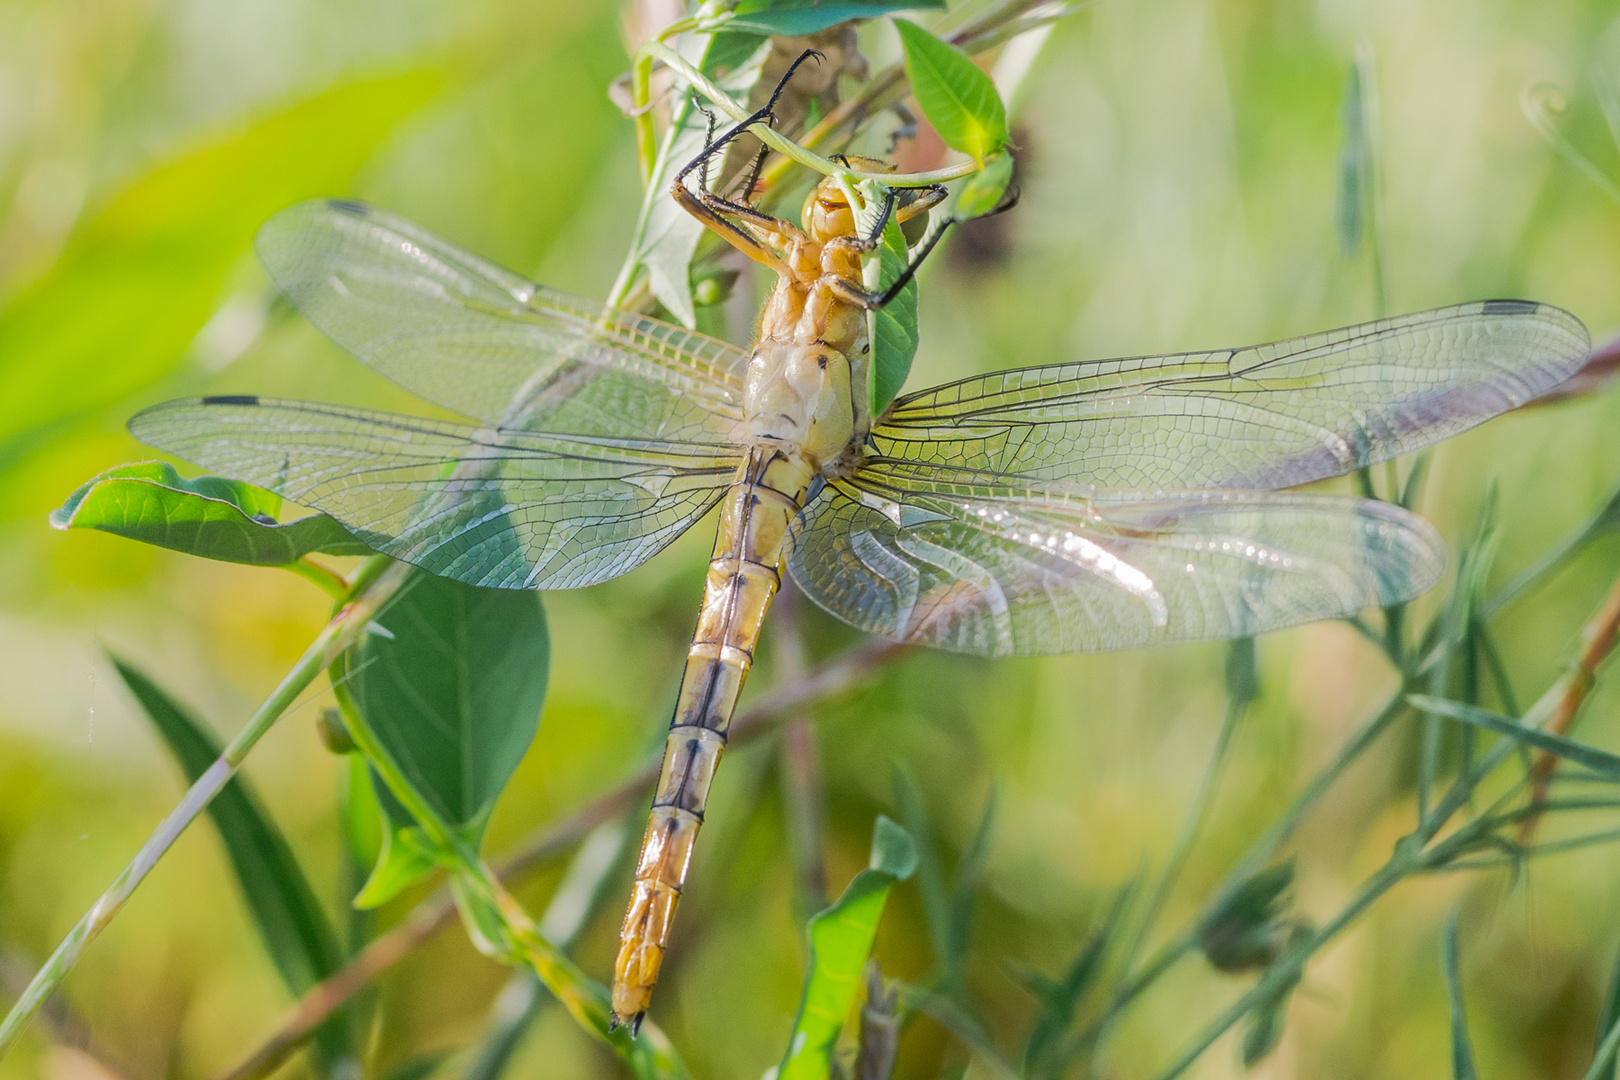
[694,101,720,191]
[875,219,951,305]
[762,48,825,119]
[735,139,771,206]
[673,49,823,197]
[873,181,1020,306]
[864,187,899,245]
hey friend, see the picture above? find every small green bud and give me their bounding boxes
[317,707,356,754]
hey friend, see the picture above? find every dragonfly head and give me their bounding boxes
[802,170,865,242]
[803,157,945,245]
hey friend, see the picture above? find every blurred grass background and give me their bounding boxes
[3,1,1620,1078]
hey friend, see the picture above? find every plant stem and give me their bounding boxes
[640,41,979,188]
[1072,688,1410,1055]
[1114,691,1249,1000]
[209,636,906,1080]
[283,556,351,600]
[0,556,408,1059]
[1151,840,1421,1080]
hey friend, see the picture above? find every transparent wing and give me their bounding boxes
[254,199,749,438]
[874,301,1589,489]
[130,397,740,590]
[785,460,1445,657]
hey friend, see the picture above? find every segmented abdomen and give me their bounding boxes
[611,444,815,1027]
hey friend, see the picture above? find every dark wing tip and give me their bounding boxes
[199,394,260,406]
[1481,298,1541,316]
[325,198,369,217]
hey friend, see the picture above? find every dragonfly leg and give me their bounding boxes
[830,182,1019,309]
[672,47,823,203]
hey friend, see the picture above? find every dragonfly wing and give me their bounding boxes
[785,460,1444,657]
[255,200,748,440]
[130,397,740,590]
[874,301,1589,490]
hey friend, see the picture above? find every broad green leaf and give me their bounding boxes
[778,816,917,1080]
[955,153,1014,220]
[639,33,770,326]
[51,461,371,565]
[728,0,944,36]
[1443,911,1480,1080]
[0,71,439,462]
[894,20,1008,162]
[348,571,549,847]
[859,210,920,418]
[1409,696,1620,777]
[109,656,352,1068]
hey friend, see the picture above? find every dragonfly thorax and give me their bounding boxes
[743,338,856,467]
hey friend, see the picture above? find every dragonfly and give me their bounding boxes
[129,65,1590,1031]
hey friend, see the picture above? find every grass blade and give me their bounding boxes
[1443,911,1480,1080]
[1409,696,1620,778]
[109,654,351,1068]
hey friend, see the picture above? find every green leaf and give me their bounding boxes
[779,817,917,1080]
[1240,989,1290,1067]
[348,571,549,846]
[1198,861,1295,973]
[1409,696,1620,778]
[727,0,944,36]
[639,33,771,326]
[955,153,1014,220]
[52,461,372,565]
[0,71,439,463]
[861,212,920,418]
[1443,910,1480,1080]
[894,20,1008,162]
[109,655,352,1066]
[353,819,440,910]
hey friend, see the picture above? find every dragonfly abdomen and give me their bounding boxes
[612,445,816,1029]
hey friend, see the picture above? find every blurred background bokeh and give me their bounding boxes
[4,1,1620,1078]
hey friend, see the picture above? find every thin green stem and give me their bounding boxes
[282,556,351,600]
[1070,689,1410,1061]
[1115,693,1249,993]
[639,41,980,189]
[0,555,407,1057]
[331,670,690,1079]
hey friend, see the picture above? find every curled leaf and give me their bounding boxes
[52,461,370,565]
